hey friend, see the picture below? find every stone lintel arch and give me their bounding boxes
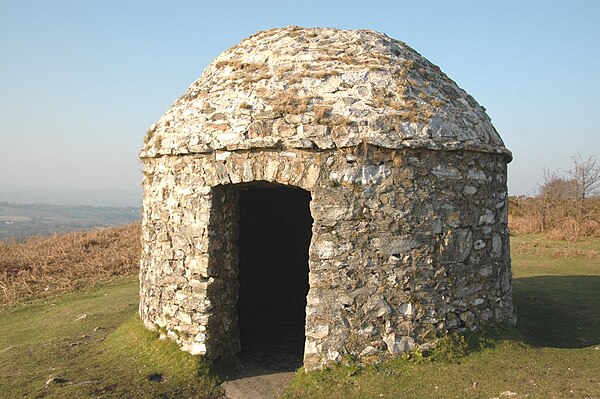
[140,151,323,359]
[205,184,315,364]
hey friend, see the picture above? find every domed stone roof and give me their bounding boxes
[140,26,511,159]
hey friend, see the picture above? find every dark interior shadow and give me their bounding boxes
[235,185,312,374]
[513,275,600,348]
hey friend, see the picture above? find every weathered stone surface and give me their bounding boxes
[383,333,416,354]
[140,27,511,161]
[139,27,514,372]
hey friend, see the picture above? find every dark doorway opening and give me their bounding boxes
[237,185,312,370]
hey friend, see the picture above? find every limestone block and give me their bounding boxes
[463,185,477,195]
[327,349,342,362]
[190,342,206,355]
[378,237,419,256]
[383,334,415,354]
[479,209,495,225]
[491,234,503,258]
[304,340,320,355]
[472,298,485,306]
[468,169,487,182]
[360,346,378,356]
[306,324,330,339]
[312,240,336,260]
[301,163,321,188]
[399,303,414,317]
[432,164,460,179]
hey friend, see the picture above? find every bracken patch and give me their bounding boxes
[0,223,140,307]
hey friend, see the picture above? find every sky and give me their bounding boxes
[0,0,599,205]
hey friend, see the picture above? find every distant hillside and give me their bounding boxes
[0,184,141,207]
[0,202,140,241]
[0,222,140,307]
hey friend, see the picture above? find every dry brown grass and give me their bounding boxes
[275,64,295,80]
[316,54,361,66]
[240,71,272,84]
[310,70,341,79]
[366,87,434,122]
[280,70,341,86]
[312,105,333,124]
[509,197,600,240]
[215,60,272,87]
[0,223,140,307]
[215,59,266,73]
[270,91,310,115]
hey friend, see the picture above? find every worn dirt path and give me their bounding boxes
[222,367,295,399]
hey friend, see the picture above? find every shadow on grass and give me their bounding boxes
[513,275,600,348]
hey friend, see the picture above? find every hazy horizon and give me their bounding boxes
[0,184,141,207]
[1,1,598,197]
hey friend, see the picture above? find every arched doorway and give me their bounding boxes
[236,184,312,370]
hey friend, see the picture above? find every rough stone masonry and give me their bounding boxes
[139,26,515,370]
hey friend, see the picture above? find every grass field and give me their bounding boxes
[0,233,598,398]
[0,278,223,398]
[283,235,600,398]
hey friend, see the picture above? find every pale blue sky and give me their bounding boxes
[1,0,598,204]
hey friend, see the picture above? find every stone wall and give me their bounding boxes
[139,145,513,370]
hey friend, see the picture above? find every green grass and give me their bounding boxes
[511,234,600,348]
[283,234,600,398]
[0,277,223,398]
[0,234,599,398]
[510,233,600,278]
[284,328,600,399]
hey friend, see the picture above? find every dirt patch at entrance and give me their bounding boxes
[222,365,295,399]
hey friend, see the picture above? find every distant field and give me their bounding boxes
[0,202,140,241]
[0,184,141,208]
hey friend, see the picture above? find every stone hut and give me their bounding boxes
[139,26,514,370]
